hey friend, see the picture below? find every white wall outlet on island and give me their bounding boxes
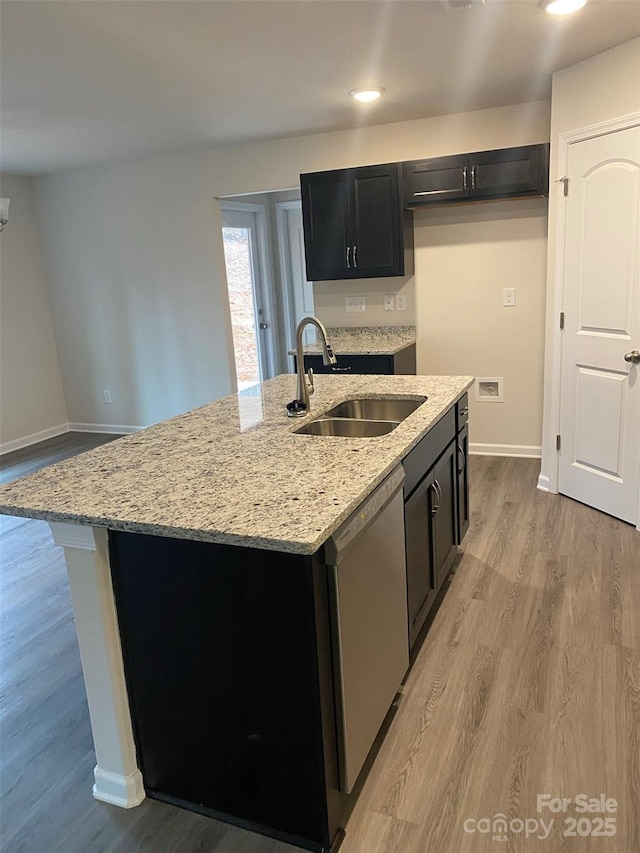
[345,296,367,313]
[384,294,395,311]
[396,294,407,311]
[503,287,516,307]
[103,390,112,404]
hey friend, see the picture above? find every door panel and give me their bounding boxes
[573,366,627,478]
[581,162,637,334]
[350,167,400,274]
[300,171,349,280]
[559,125,640,524]
[403,155,469,205]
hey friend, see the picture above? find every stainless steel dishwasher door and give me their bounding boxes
[325,465,409,794]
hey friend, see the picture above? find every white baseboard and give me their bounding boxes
[537,473,552,492]
[69,423,143,435]
[0,423,70,456]
[93,765,145,809]
[470,443,542,459]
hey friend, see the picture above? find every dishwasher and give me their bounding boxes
[325,464,408,794]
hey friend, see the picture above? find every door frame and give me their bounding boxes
[539,110,640,530]
[220,200,278,381]
[275,200,302,364]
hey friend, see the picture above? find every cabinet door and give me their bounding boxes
[403,155,470,206]
[456,423,470,545]
[349,165,404,277]
[432,441,458,591]
[404,470,437,649]
[300,170,350,281]
[470,145,549,199]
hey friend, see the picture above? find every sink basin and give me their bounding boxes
[294,418,398,437]
[324,396,426,422]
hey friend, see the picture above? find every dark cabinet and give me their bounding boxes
[402,407,459,650]
[431,441,458,593]
[402,154,470,204]
[404,468,437,646]
[300,164,413,281]
[455,394,470,545]
[403,144,549,207]
[294,344,416,376]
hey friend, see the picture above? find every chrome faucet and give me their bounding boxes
[287,317,337,417]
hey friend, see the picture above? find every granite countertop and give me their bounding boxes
[288,326,415,356]
[0,373,472,555]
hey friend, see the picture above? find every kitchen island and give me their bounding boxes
[0,373,472,853]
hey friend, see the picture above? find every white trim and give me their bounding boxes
[49,523,145,809]
[470,443,542,459]
[0,422,69,455]
[50,521,99,551]
[537,473,552,492]
[93,766,145,809]
[275,200,303,371]
[69,423,142,434]
[540,111,640,525]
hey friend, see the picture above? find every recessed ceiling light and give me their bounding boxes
[350,88,384,103]
[540,0,587,15]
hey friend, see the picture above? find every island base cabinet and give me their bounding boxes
[402,406,461,651]
[109,533,350,853]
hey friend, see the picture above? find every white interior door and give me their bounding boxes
[558,124,640,524]
[276,201,315,355]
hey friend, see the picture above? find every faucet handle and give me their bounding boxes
[307,368,315,395]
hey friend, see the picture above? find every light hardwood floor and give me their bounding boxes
[1,448,638,853]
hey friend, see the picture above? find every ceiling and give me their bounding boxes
[1,0,639,175]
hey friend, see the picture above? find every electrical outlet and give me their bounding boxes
[345,296,367,313]
[384,294,395,311]
[396,294,407,311]
[103,390,112,404]
[503,287,516,307]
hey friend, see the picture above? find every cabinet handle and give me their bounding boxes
[332,366,352,372]
[471,166,476,189]
[346,246,351,269]
[430,481,440,516]
[463,166,468,190]
[353,245,357,268]
[458,444,466,475]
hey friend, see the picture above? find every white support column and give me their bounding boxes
[49,522,145,809]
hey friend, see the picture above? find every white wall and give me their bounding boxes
[416,198,548,452]
[0,173,68,451]
[540,38,640,483]
[34,99,550,430]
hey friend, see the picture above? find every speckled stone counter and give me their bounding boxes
[0,373,472,554]
[288,325,415,356]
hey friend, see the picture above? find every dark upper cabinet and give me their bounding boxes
[300,164,412,281]
[402,154,470,205]
[403,144,549,207]
[470,145,549,200]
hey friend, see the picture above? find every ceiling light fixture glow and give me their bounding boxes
[350,88,384,103]
[540,0,587,16]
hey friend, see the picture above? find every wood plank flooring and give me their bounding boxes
[1,451,638,852]
[1,431,122,485]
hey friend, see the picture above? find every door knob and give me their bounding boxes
[624,349,640,364]
[259,322,268,330]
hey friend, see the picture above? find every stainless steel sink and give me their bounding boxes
[324,396,426,422]
[294,418,399,437]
